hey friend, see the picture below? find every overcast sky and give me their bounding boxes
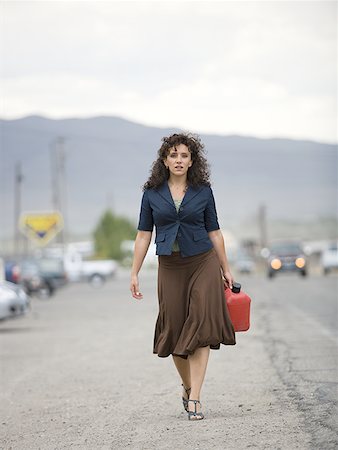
[1,0,337,143]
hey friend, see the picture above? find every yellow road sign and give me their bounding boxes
[19,211,64,246]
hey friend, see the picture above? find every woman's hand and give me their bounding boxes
[222,270,234,290]
[130,274,143,300]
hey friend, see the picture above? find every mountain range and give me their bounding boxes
[0,115,337,248]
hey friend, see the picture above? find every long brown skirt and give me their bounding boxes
[153,247,236,359]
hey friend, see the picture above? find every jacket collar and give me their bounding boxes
[157,179,203,208]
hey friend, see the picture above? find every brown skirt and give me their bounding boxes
[153,248,236,359]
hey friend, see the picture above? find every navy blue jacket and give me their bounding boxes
[137,180,220,257]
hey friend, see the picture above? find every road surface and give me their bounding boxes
[1,268,337,449]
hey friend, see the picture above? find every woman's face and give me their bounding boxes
[163,143,193,177]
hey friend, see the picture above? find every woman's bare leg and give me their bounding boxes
[172,355,191,389]
[188,346,210,415]
[172,355,191,405]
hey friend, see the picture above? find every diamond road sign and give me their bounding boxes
[19,211,64,246]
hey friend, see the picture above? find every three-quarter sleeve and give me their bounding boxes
[204,187,220,232]
[137,190,154,231]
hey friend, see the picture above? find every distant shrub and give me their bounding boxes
[93,209,136,260]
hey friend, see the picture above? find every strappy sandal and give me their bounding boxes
[187,399,204,421]
[181,384,191,412]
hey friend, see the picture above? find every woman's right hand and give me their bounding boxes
[130,274,143,300]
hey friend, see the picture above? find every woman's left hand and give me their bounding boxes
[222,270,234,290]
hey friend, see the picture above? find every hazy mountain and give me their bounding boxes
[0,115,337,245]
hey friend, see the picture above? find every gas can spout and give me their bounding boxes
[231,282,241,294]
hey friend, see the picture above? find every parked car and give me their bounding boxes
[320,241,338,275]
[0,281,30,320]
[234,248,256,274]
[266,240,307,278]
[19,257,68,298]
[5,261,21,284]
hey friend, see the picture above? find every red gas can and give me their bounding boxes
[224,282,251,332]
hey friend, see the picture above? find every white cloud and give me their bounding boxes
[1,0,336,143]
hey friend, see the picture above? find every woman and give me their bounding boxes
[130,132,236,421]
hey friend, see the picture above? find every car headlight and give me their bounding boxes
[270,258,282,270]
[295,257,306,268]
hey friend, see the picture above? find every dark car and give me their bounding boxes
[19,257,68,298]
[266,240,307,278]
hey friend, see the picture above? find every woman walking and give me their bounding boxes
[130,133,236,420]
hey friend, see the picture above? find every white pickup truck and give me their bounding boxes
[63,249,118,286]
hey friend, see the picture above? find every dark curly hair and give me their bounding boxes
[143,132,211,191]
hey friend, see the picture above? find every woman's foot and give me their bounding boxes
[187,399,204,420]
[181,384,191,412]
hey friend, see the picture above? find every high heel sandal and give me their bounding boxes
[187,399,204,421]
[181,384,191,412]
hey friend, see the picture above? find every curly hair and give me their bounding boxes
[142,132,211,191]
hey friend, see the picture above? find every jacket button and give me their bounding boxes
[180,206,184,211]
[178,233,182,237]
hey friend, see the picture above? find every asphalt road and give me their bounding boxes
[0,267,337,450]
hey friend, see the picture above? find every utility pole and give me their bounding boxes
[14,162,23,256]
[50,137,68,247]
[50,139,58,213]
[258,203,268,249]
